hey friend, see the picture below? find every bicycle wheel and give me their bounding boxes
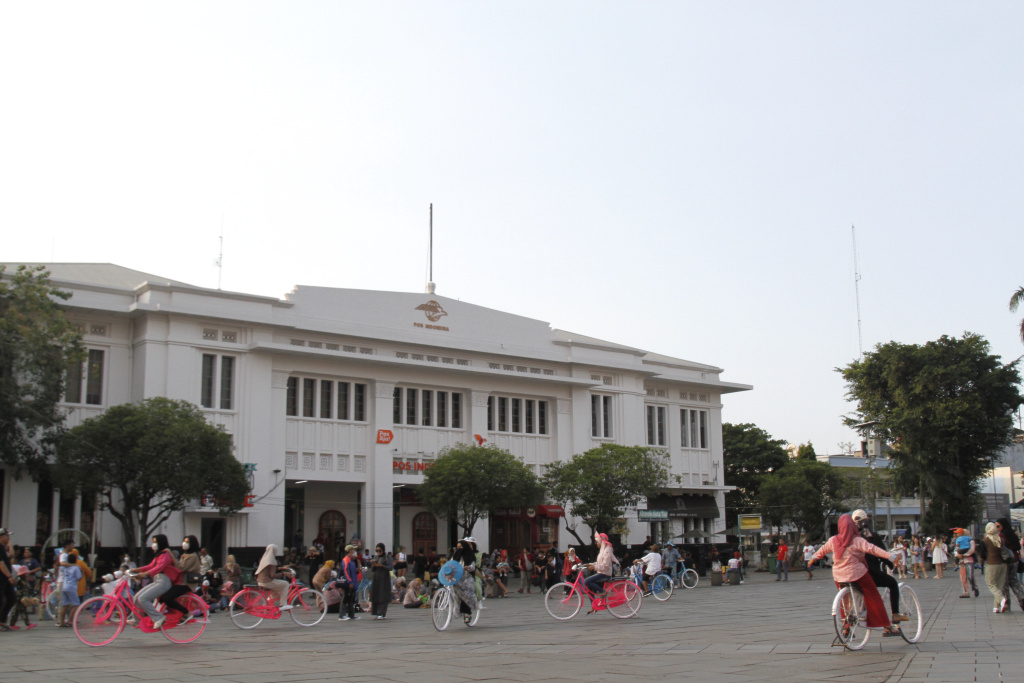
[898,583,923,644]
[45,584,59,619]
[357,580,372,609]
[544,583,581,620]
[681,569,699,589]
[650,574,673,601]
[73,596,125,647]
[289,588,327,627]
[832,586,870,650]
[229,589,267,630]
[607,581,642,618]
[431,587,452,632]
[163,594,208,644]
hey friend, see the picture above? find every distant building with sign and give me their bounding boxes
[0,264,750,561]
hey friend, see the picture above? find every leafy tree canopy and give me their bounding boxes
[796,442,817,461]
[722,422,789,527]
[0,265,83,476]
[543,443,673,543]
[758,459,851,537]
[839,333,1023,532]
[54,397,250,551]
[417,443,544,537]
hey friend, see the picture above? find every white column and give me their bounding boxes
[369,381,395,549]
[469,392,491,551]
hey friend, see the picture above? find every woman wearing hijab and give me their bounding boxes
[982,522,1008,613]
[451,538,479,623]
[312,560,334,592]
[369,542,393,620]
[996,517,1024,610]
[810,514,898,634]
[256,544,292,611]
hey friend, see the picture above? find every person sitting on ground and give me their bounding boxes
[403,578,428,608]
[811,514,900,636]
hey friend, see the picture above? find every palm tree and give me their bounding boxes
[1010,287,1024,343]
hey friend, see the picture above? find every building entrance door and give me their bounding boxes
[319,510,346,562]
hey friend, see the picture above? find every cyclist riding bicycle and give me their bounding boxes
[133,534,183,629]
[584,531,616,614]
[639,544,662,595]
[810,514,896,636]
[255,544,293,612]
[952,527,979,599]
[851,509,907,637]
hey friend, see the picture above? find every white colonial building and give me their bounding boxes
[0,264,749,564]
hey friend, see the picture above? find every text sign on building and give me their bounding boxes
[393,460,433,472]
[984,493,1010,521]
[376,429,394,444]
[738,514,762,532]
[637,509,669,522]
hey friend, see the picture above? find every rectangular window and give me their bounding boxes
[511,398,521,433]
[354,383,366,421]
[393,387,402,424]
[487,396,494,431]
[647,406,656,445]
[646,405,665,446]
[302,378,315,417]
[320,380,333,419]
[422,390,432,426]
[84,349,104,405]
[591,395,599,437]
[338,382,350,421]
[680,409,689,447]
[437,391,447,428]
[525,399,535,434]
[603,396,611,438]
[406,388,417,425]
[699,410,708,449]
[498,397,508,431]
[286,377,298,416]
[201,354,216,408]
[538,401,548,435]
[689,409,698,448]
[219,356,234,410]
[64,360,83,403]
[451,392,461,429]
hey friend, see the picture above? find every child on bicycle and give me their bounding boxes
[639,544,662,595]
[810,514,897,634]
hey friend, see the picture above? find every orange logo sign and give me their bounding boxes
[415,300,448,322]
[376,429,394,444]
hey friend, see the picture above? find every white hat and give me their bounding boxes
[102,573,115,582]
[462,536,477,544]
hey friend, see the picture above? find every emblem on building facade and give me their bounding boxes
[416,300,448,322]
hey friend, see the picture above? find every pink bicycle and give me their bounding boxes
[544,565,642,620]
[73,575,209,646]
[228,570,326,629]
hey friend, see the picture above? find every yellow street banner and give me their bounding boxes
[738,514,762,531]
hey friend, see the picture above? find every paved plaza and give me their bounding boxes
[3,568,1021,682]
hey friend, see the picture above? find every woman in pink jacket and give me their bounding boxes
[133,534,183,629]
[811,514,899,633]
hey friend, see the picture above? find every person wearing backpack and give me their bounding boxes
[952,528,978,598]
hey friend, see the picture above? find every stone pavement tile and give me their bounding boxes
[771,643,811,654]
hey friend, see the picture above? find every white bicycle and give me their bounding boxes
[832,581,922,650]
[431,583,480,631]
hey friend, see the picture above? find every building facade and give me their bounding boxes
[0,264,750,562]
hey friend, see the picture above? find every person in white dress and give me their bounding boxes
[931,536,949,579]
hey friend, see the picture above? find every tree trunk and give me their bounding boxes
[561,517,586,546]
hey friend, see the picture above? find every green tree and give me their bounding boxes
[796,442,817,461]
[1010,286,1024,344]
[839,333,1023,533]
[0,265,83,475]
[758,459,851,537]
[417,443,544,537]
[722,423,789,528]
[543,443,673,543]
[54,398,250,551]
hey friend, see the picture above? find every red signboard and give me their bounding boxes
[376,429,394,444]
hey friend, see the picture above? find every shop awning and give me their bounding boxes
[537,505,565,518]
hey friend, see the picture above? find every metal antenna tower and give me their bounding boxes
[852,225,863,359]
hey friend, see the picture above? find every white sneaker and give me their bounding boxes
[279,605,293,612]
[152,616,166,629]
[339,615,351,621]
[376,615,385,620]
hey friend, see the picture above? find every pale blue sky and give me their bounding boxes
[2,2,1022,453]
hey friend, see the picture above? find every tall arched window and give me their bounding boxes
[413,512,437,555]
[319,510,346,561]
